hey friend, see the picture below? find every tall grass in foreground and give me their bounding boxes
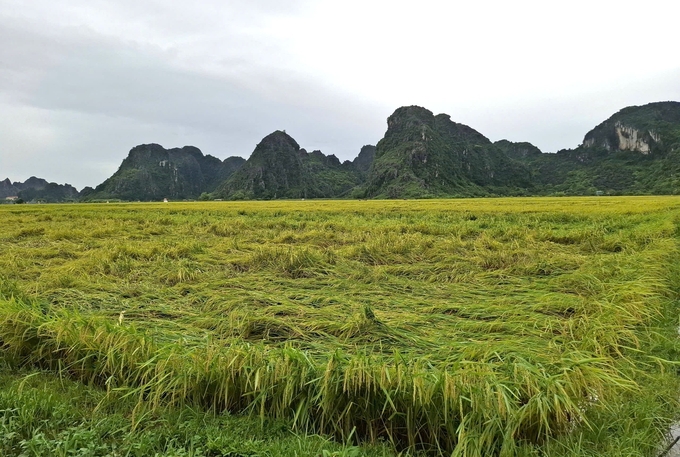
[0,298,635,453]
[0,198,679,455]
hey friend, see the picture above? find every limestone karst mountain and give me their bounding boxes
[85,144,245,201]
[582,101,680,154]
[0,177,79,202]
[18,100,680,202]
[359,106,532,198]
[352,145,376,177]
[0,178,20,199]
[214,131,363,200]
[507,101,680,195]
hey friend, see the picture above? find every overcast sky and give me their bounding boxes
[1,0,679,189]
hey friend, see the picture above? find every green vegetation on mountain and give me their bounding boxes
[494,139,543,160]
[509,101,680,195]
[214,130,363,199]
[85,144,245,201]
[583,101,680,153]
[359,106,532,198]
[0,178,20,199]
[0,177,79,203]
[17,182,79,203]
[12,100,680,202]
[352,144,376,177]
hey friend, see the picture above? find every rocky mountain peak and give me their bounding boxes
[494,140,543,159]
[86,143,244,201]
[257,130,300,151]
[362,106,531,198]
[352,145,376,175]
[582,101,680,154]
[214,130,364,200]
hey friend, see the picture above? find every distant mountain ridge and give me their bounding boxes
[0,177,79,202]
[10,100,680,202]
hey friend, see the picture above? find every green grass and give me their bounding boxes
[0,360,396,457]
[0,197,679,456]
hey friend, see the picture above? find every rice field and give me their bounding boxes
[0,197,679,456]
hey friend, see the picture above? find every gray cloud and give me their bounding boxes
[1,1,679,189]
[0,12,387,189]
